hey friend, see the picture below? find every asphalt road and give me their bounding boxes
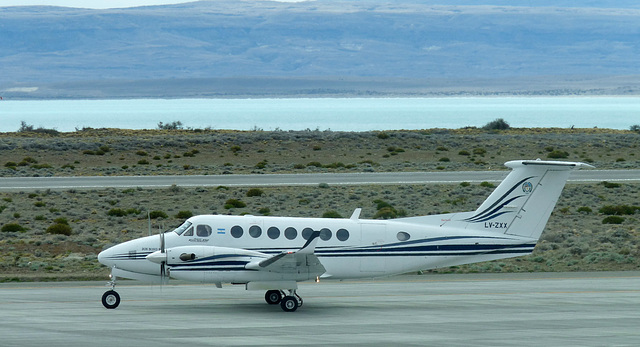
[0,169,638,191]
[1,272,639,346]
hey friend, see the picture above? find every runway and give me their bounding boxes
[1,272,639,346]
[0,169,638,190]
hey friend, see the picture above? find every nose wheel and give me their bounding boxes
[102,290,120,309]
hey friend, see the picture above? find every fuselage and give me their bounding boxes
[98,213,535,284]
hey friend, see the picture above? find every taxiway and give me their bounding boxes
[1,272,639,346]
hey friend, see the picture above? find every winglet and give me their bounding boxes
[350,208,362,220]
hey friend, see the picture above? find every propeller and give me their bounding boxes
[159,230,166,283]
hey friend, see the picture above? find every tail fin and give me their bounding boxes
[462,160,593,239]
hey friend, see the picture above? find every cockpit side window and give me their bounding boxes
[196,225,212,237]
[173,221,193,235]
[183,226,194,236]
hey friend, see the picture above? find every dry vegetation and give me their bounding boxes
[0,127,639,281]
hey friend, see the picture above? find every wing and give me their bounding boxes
[245,230,326,279]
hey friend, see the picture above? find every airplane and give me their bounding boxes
[98,159,592,312]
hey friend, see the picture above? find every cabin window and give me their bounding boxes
[249,225,262,238]
[173,221,192,235]
[183,226,194,236]
[267,227,280,239]
[285,227,297,240]
[397,231,410,241]
[336,228,350,241]
[231,225,243,238]
[301,227,314,240]
[196,225,212,237]
[320,228,332,241]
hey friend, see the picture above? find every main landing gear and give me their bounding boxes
[264,289,304,312]
[101,273,120,309]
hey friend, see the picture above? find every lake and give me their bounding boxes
[1,97,639,132]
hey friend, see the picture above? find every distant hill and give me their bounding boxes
[1,0,640,98]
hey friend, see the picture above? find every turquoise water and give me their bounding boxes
[1,97,639,132]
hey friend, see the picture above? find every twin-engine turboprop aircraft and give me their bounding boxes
[98,159,591,312]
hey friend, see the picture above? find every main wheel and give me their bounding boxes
[280,296,298,312]
[265,290,283,305]
[102,290,120,309]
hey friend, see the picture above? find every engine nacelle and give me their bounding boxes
[164,245,266,265]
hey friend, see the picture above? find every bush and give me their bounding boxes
[601,181,621,189]
[377,131,390,139]
[2,223,26,232]
[224,199,246,209]
[322,210,343,218]
[47,223,72,236]
[480,181,496,188]
[547,150,569,159]
[630,124,640,132]
[175,210,193,219]
[599,205,640,215]
[107,208,128,217]
[246,188,264,197]
[577,206,593,214]
[374,206,398,219]
[157,121,183,130]
[602,216,625,224]
[149,210,168,219]
[482,118,510,130]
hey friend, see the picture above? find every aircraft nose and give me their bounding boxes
[98,247,115,267]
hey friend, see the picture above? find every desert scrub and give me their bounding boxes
[149,210,168,219]
[175,210,193,219]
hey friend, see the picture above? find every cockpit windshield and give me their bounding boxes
[173,221,193,235]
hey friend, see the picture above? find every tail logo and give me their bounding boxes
[522,182,533,194]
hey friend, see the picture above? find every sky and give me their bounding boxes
[0,0,200,9]
[0,0,307,8]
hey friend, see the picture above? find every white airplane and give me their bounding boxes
[98,159,591,312]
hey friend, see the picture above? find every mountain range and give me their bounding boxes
[1,0,639,98]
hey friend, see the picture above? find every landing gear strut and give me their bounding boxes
[102,271,120,309]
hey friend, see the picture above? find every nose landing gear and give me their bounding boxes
[101,271,120,309]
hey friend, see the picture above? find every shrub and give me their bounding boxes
[34,201,46,207]
[107,208,128,217]
[473,148,487,155]
[2,223,26,232]
[224,199,246,209]
[547,150,569,159]
[157,121,183,130]
[46,223,72,236]
[602,216,625,224]
[599,205,640,215]
[601,181,621,188]
[255,160,268,169]
[175,210,193,219]
[138,159,150,165]
[149,210,168,219]
[480,181,496,188]
[246,188,264,197]
[458,150,470,156]
[577,206,593,214]
[482,118,510,130]
[460,182,471,187]
[377,131,390,139]
[258,207,271,215]
[307,161,323,167]
[322,210,343,218]
[374,206,398,219]
[439,157,450,162]
[630,124,640,132]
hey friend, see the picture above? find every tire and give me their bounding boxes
[102,290,120,309]
[280,296,298,312]
[265,290,282,305]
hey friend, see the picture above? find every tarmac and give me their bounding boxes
[1,272,640,346]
